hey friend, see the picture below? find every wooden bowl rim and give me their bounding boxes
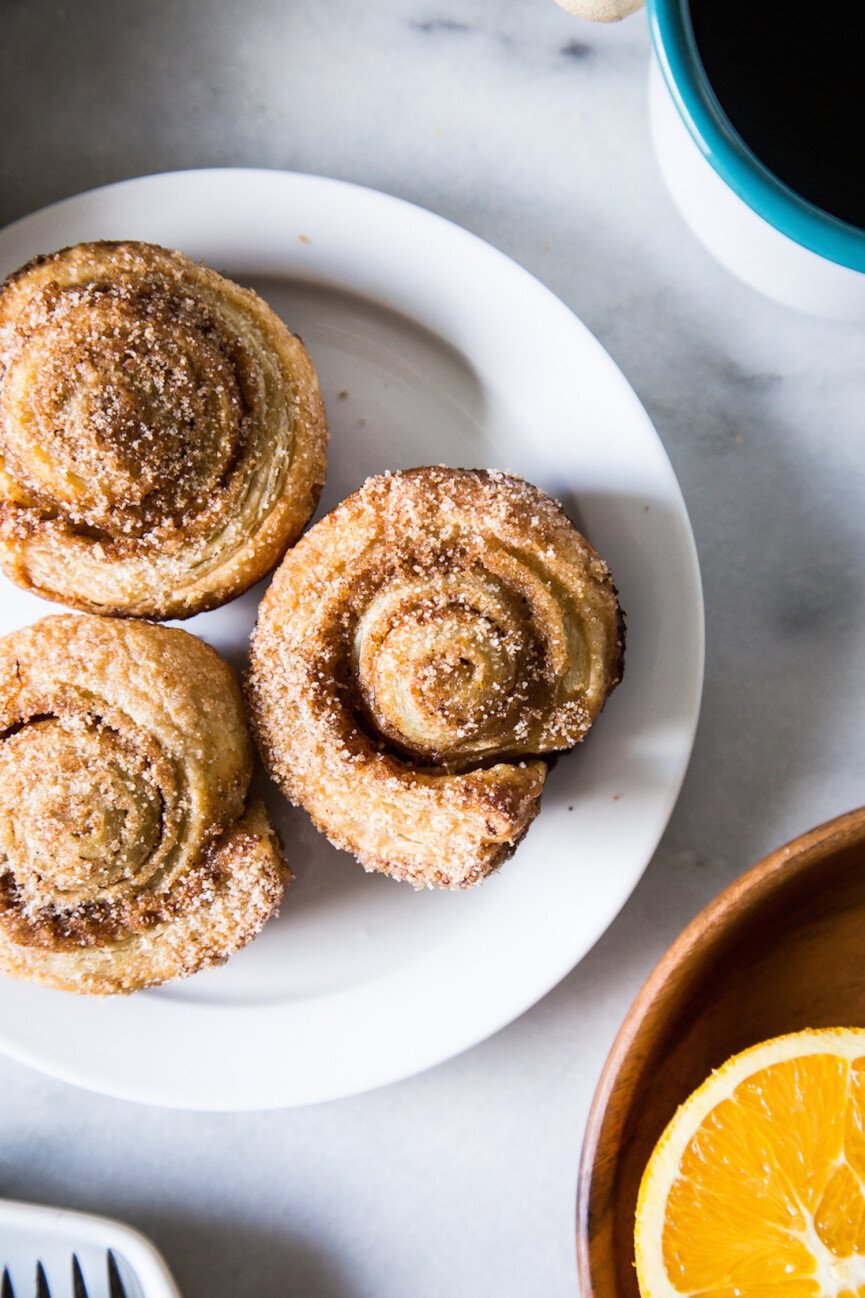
[576,803,865,1293]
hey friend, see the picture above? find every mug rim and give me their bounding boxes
[647,0,865,273]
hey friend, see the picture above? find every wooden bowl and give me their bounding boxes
[576,805,865,1297]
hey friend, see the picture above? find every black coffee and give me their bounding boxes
[689,0,865,230]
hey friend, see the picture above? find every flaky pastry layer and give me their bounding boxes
[248,467,624,889]
[0,615,290,994]
[0,240,328,618]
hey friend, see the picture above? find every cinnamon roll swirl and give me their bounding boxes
[0,241,327,618]
[0,615,290,994]
[248,467,624,889]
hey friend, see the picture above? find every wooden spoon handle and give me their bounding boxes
[555,0,643,20]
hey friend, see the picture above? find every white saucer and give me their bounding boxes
[0,169,703,1110]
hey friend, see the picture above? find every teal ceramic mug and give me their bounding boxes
[559,0,865,318]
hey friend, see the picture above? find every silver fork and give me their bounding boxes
[2,1253,127,1297]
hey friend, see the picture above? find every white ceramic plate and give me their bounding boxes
[0,169,703,1110]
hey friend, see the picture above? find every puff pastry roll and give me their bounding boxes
[0,240,327,618]
[0,615,290,994]
[248,467,624,889]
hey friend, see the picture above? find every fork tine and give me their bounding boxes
[2,1267,14,1298]
[34,1263,50,1298]
[106,1253,127,1298]
[71,1256,88,1298]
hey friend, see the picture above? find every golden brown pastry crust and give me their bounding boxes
[0,614,290,994]
[0,240,328,619]
[248,467,624,889]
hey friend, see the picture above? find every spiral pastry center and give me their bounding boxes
[0,716,163,907]
[352,572,544,763]
[1,291,244,534]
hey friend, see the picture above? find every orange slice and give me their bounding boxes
[635,1028,865,1297]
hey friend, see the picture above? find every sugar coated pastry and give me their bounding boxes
[0,240,328,618]
[0,615,290,994]
[248,467,624,889]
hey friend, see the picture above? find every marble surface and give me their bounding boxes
[1,1,865,1295]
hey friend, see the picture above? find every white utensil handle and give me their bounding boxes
[0,1200,183,1298]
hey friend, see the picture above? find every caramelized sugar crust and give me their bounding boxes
[248,467,624,889]
[0,614,290,994]
[0,240,328,618]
